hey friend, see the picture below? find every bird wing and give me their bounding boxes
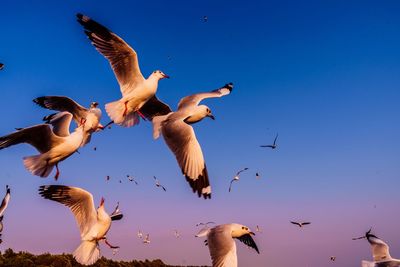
[207,225,238,267]
[43,112,74,137]
[161,119,211,199]
[290,221,301,227]
[0,186,10,217]
[301,222,311,225]
[273,133,279,145]
[236,167,249,176]
[77,13,144,96]
[177,83,233,109]
[228,179,235,192]
[260,145,274,148]
[368,236,392,261]
[33,96,87,125]
[38,185,97,238]
[0,124,63,153]
[139,95,172,121]
[236,233,260,254]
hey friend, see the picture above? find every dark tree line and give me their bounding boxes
[0,248,208,267]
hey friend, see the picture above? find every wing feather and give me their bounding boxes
[178,83,233,109]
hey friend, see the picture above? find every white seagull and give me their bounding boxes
[137,230,143,239]
[260,133,278,149]
[77,13,169,127]
[0,185,10,233]
[0,112,84,179]
[152,83,233,199]
[290,221,311,228]
[353,229,400,267]
[228,167,249,192]
[153,176,166,192]
[143,234,150,244]
[33,96,103,145]
[196,223,259,267]
[39,185,122,266]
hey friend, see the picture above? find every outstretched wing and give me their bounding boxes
[368,235,392,261]
[237,234,260,254]
[178,83,233,109]
[0,124,63,153]
[77,13,144,96]
[39,185,97,237]
[162,119,211,199]
[43,112,74,137]
[33,96,88,125]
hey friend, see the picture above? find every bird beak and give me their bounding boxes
[162,74,170,79]
[250,232,255,236]
[100,197,105,206]
[208,114,215,120]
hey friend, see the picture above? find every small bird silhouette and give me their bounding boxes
[260,133,278,149]
[153,176,166,191]
[229,167,249,192]
[290,221,311,228]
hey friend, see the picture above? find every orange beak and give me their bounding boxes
[162,73,170,79]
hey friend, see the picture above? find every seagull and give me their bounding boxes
[0,216,3,233]
[127,175,138,185]
[0,63,4,70]
[196,222,216,227]
[106,175,111,181]
[203,16,208,22]
[196,223,259,267]
[229,167,249,192]
[0,185,11,218]
[260,133,278,149]
[76,13,169,128]
[33,96,103,146]
[137,230,143,239]
[256,225,262,233]
[290,221,311,228]
[143,234,150,244]
[174,229,180,238]
[39,185,123,266]
[0,112,84,179]
[153,176,166,192]
[330,256,336,262]
[353,229,400,267]
[110,201,123,221]
[151,83,233,199]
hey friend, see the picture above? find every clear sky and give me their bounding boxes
[1,0,400,266]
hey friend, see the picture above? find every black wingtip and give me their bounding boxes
[224,82,234,92]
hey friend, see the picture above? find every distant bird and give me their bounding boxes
[118,180,122,184]
[106,175,111,181]
[330,256,336,262]
[143,234,150,244]
[353,229,400,267]
[153,176,166,192]
[174,229,180,238]
[93,147,97,151]
[196,222,216,227]
[260,133,278,149]
[0,63,4,70]
[33,96,103,145]
[196,223,259,267]
[137,230,143,239]
[203,16,208,22]
[127,175,138,185]
[290,221,311,228]
[151,83,233,199]
[0,185,11,218]
[229,167,249,192]
[39,185,123,266]
[110,202,123,221]
[255,172,261,179]
[0,112,84,179]
[256,225,262,233]
[77,13,169,128]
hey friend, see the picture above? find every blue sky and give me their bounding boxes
[1,0,400,266]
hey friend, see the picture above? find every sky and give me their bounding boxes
[0,0,400,266]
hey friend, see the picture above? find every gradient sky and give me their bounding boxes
[1,0,400,266]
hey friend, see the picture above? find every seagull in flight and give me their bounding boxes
[229,167,249,192]
[256,225,262,233]
[0,63,4,70]
[290,221,311,228]
[353,229,400,267]
[196,221,216,227]
[196,223,259,267]
[203,16,208,22]
[153,176,166,192]
[143,234,150,244]
[330,256,336,262]
[137,230,143,239]
[110,201,123,221]
[151,83,233,199]
[174,229,180,238]
[0,112,85,179]
[0,185,11,233]
[76,13,169,128]
[260,133,278,149]
[33,96,103,145]
[127,175,138,185]
[39,185,123,266]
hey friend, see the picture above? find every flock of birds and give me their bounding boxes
[0,13,396,267]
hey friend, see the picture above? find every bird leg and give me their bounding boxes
[54,164,60,180]
[104,239,120,249]
[79,118,87,127]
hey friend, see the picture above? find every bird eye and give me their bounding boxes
[242,227,245,230]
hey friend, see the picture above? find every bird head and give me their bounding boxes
[151,70,170,80]
[199,105,215,120]
[231,223,255,238]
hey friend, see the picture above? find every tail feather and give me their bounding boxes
[23,155,53,177]
[361,260,375,267]
[105,100,140,127]
[73,240,100,266]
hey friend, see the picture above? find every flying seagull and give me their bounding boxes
[153,176,166,192]
[143,234,150,244]
[196,221,216,227]
[76,13,169,127]
[0,112,84,179]
[174,229,180,238]
[330,256,336,262]
[137,230,143,239]
[255,172,261,179]
[196,223,259,267]
[353,229,400,267]
[229,167,249,192]
[0,185,10,218]
[260,133,278,149]
[0,63,4,70]
[39,185,122,266]
[256,225,262,233]
[110,201,123,221]
[151,83,233,199]
[33,96,103,145]
[203,16,208,22]
[127,175,138,185]
[290,221,311,228]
